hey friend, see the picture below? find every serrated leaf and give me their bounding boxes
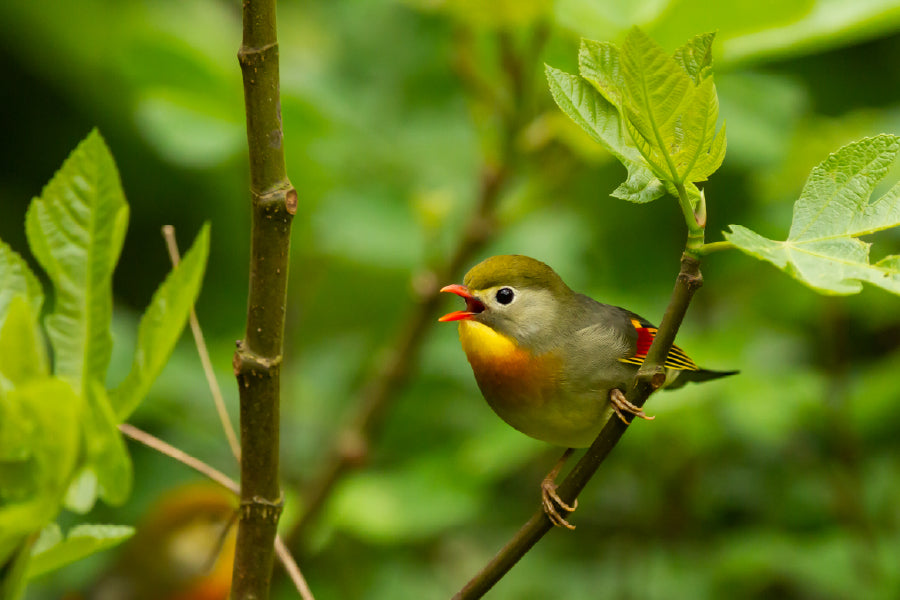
[679,76,724,183]
[110,223,210,421]
[621,28,726,185]
[726,135,900,295]
[26,523,133,579]
[0,298,48,391]
[24,129,129,396]
[673,31,716,83]
[0,241,43,326]
[578,39,625,108]
[545,64,664,203]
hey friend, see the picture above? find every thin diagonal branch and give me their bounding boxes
[454,253,704,599]
[162,225,241,463]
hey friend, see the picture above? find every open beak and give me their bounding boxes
[438,284,485,322]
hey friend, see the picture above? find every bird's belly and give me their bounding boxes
[459,321,613,447]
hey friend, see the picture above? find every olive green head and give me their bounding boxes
[440,255,576,350]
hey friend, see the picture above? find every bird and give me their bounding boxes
[439,254,735,528]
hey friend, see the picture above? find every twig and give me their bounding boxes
[453,254,704,599]
[119,423,238,494]
[161,225,241,463]
[119,424,316,600]
[232,0,295,597]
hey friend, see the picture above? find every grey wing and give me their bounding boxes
[560,295,640,391]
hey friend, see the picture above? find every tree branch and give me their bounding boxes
[232,0,295,597]
[454,253,704,599]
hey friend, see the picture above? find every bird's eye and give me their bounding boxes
[496,287,514,305]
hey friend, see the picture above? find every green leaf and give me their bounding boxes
[726,135,900,295]
[26,523,133,580]
[0,535,35,600]
[0,241,43,326]
[24,129,129,396]
[545,64,664,203]
[0,298,48,391]
[110,223,210,420]
[0,379,82,573]
[578,39,625,108]
[70,384,132,510]
[673,31,716,83]
[621,28,697,183]
[620,28,726,185]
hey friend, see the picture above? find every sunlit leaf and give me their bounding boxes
[24,129,128,395]
[545,64,664,203]
[620,28,726,185]
[0,379,82,571]
[726,135,900,294]
[73,385,132,510]
[110,223,210,420]
[673,31,716,82]
[26,523,134,580]
[0,297,48,391]
[0,242,43,326]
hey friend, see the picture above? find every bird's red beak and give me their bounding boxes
[438,284,485,322]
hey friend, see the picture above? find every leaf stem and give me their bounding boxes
[161,225,241,463]
[695,240,736,255]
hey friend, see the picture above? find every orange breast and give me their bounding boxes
[458,321,560,407]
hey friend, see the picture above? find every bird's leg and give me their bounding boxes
[609,388,655,424]
[541,447,578,530]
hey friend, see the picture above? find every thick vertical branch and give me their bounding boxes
[231,0,294,598]
[454,254,703,600]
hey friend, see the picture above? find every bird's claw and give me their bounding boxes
[609,388,655,424]
[541,477,578,530]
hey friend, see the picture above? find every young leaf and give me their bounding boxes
[24,129,129,396]
[726,135,900,295]
[0,242,43,326]
[673,32,716,83]
[110,223,210,420]
[0,298,48,392]
[26,523,134,580]
[545,64,664,203]
[0,379,82,571]
[578,39,625,108]
[74,384,132,509]
[620,28,726,187]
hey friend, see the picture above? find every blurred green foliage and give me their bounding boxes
[2,0,900,598]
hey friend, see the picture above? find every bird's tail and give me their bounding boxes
[666,368,738,390]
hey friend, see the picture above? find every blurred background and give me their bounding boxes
[3,0,900,598]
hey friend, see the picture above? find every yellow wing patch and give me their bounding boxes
[618,318,699,371]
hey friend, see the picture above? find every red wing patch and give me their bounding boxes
[619,318,699,371]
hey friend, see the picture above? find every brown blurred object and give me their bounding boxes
[89,482,237,600]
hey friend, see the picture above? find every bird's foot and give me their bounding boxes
[609,388,655,424]
[541,477,578,530]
